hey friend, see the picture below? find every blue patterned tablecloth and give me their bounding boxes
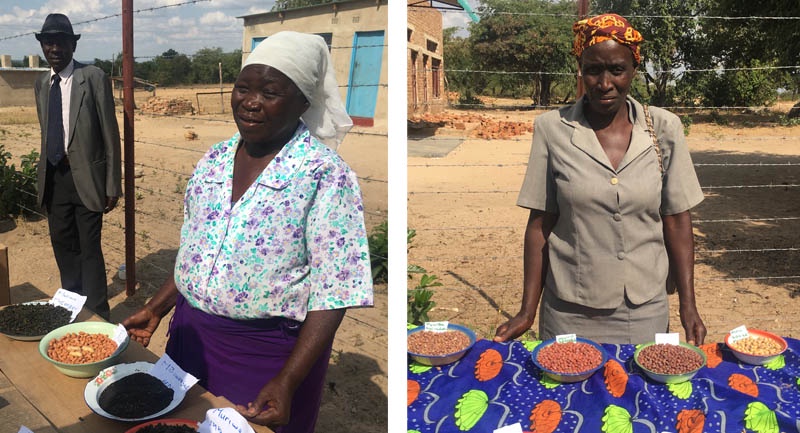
[407,338,800,433]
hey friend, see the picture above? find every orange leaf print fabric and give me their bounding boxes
[700,343,723,368]
[408,379,421,406]
[603,359,628,398]
[728,373,758,397]
[529,399,562,433]
[676,409,705,433]
[474,349,503,382]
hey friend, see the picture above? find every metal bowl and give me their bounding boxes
[530,337,608,383]
[407,323,476,366]
[39,321,129,378]
[634,342,706,384]
[725,329,787,365]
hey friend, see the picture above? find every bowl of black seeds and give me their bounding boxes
[0,301,72,341]
[84,361,186,422]
[124,419,198,433]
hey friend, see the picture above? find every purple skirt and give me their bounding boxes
[166,294,331,433]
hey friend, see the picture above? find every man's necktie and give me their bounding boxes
[46,74,64,166]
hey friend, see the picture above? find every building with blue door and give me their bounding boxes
[239,0,388,128]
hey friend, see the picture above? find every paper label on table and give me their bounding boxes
[425,321,449,332]
[17,427,34,433]
[556,334,577,343]
[493,423,523,433]
[149,353,199,392]
[111,324,128,349]
[198,407,256,433]
[655,333,680,345]
[49,288,86,322]
[729,325,750,342]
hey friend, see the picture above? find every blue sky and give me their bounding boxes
[0,0,277,62]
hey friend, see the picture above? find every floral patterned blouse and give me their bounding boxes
[174,123,373,321]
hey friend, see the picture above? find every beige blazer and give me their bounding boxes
[517,96,703,309]
[34,61,121,213]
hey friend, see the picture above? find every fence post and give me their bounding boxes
[0,243,9,306]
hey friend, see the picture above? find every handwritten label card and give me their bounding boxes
[555,334,577,344]
[49,288,86,322]
[493,423,523,433]
[425,321,449,332]
[111,324,128,351]
[729,325,750,343]
[655,333,680,345]
[198,408,256,433]
[149,353,199,393]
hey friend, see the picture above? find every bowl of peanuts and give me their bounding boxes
[530,337,608,383]
[407,323,476,366]
[38,321,130,378]
[634,342,706,384]
[725,329,787,365]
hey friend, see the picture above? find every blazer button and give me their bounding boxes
[610,177,619,185]
[613,213,622,221]
[617,252,625,260]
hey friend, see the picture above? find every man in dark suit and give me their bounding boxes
[34,13,121,320]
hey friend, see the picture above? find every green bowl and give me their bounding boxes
[39,322,130,378]
[634,342,706,384]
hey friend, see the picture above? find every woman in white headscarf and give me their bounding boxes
[123,32,373,431]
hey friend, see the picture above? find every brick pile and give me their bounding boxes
[409,112,533,139]
[140,97,195,115]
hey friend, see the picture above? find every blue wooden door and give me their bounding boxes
[346,31,384,119]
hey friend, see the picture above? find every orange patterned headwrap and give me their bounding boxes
[572,13,643,64]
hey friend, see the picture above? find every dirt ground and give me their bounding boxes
[408,98,800,345]
[0,85,388,432]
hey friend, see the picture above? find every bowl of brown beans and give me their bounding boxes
[725,329,787,365]
[530,338,608,383]
[407,324,476,366]
[634,342,706,384]
[38,321,129,378]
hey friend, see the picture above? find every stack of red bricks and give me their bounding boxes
[140,97,195,115]
[409,112,533,139]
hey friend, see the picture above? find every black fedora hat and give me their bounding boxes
[35,13,80,41]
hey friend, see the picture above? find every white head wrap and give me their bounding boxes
[242,31,353,150]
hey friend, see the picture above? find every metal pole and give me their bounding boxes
[219,62,224,113]
[122,0,136,296]
[576,0,589,99]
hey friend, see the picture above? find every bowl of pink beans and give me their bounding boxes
[530,337,608,383]
[634,342,706,384]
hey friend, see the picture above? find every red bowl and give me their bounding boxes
[124,419,199,433]
[725,329,787,365]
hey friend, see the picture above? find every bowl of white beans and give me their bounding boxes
[725,329,787,365]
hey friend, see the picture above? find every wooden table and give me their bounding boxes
[0,311,273,433]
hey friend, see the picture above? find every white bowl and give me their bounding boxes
[725,329,787,365]
[85,361,187,422]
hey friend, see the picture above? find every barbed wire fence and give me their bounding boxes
[0,3,388,301]
[408,8,800,339]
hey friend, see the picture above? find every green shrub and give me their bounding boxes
[0,145,39,218]
[367,220,388,284]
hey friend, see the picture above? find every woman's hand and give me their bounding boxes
[493,312,535,342]
[235,376,295,427]
[679,304,707,346]
[121,307,161,347]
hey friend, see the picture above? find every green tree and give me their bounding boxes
[190,47,242,84]
[591,0,713,106]
[151,49,192,86]
[464,0,576,105]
